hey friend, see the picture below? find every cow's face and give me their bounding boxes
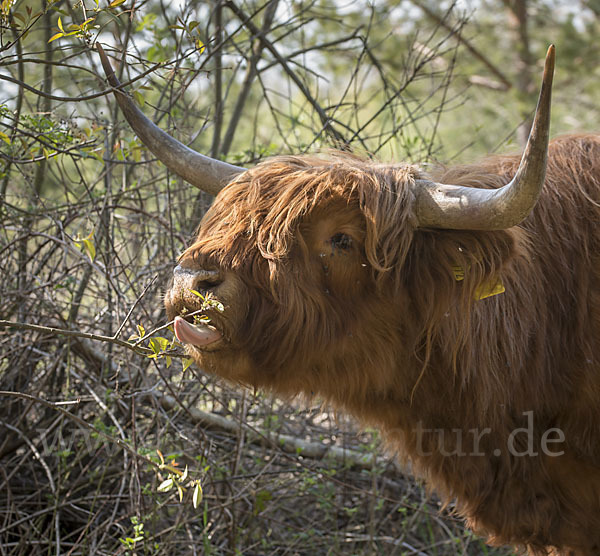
[165,157,415,398]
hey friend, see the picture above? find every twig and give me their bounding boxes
[411,0,512,91]
[220,0,280,156]
[0,391,160,472]
[225,0,346,145]
[0,320,153,355]
[0,420,61,552]
[113,275,158,340]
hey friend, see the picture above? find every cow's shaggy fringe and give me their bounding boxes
[180,134,600,555]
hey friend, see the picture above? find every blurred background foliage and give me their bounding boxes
[0,0,599,554]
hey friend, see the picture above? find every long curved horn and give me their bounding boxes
[414,44,555,230]
[97,43,244,196]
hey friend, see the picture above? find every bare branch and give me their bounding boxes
[155,394,406,473]
[411,0,512,91]
[225,0,347,146]
[0,320,154,355]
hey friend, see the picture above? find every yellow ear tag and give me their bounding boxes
[474,280,505,300]
[452,265,505,300]
[452,265,465,282]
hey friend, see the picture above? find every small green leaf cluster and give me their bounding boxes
[155,450,203,509]
[49,15,96,43]
[168,17,205,53]
[188,289,225,313]
[72,229,96,262]
[128,289,224,368]
[47,0,130,45]
[1,0,40,27]
[0,0,14,23]
[0,110,82,161]
[119,516,144,550]
[128,323,185,369]
[113,137,143,161]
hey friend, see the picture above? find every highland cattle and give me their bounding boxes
[99,44,600,555]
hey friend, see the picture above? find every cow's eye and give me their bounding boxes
[330,233,353,250]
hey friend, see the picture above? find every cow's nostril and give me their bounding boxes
[195,279,220,290]
[173,265,223,292]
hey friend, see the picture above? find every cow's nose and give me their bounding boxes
[172,264,223,293]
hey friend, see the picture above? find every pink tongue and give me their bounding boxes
[174,316,222,346]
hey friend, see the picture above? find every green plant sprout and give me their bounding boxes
[155,450,203,509]
[119,516,144,551]
[129,290,224,370]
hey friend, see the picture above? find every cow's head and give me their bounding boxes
[165,156,426,396]
[98,44,554,402]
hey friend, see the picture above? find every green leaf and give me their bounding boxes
[148,338,160,354]
[72,230,95,261]
[253,489,273,515]
[148,336,169,355]
[157,478,174,492]
[0,131,10,144]
[109,0,125,6]
[133,91,145,108]
[82,238,95,261]
[192,482,203,508]
[182,358,194,372]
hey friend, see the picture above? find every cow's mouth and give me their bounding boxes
[173,315,223,350]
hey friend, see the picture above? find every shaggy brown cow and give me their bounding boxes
[99,44,600,555]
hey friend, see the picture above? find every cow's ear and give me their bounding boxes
[404,226,526,305]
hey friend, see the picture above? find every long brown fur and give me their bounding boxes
[166,134,600,555]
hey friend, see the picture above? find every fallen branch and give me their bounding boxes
[156,393,407,474]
